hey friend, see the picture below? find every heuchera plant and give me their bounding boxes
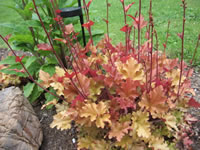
[0,0,200,149]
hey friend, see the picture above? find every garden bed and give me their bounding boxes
[0,47,200,150]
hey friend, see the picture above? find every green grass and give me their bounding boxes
[0,0,199,64]
[89,0,200,64]
[0,0,23,47]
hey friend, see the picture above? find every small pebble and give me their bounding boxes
[72,138,76,143]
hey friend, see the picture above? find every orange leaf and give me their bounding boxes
[139,86,168,115]
[108,121,131,142]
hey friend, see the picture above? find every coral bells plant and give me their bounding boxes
[0,0,200,150]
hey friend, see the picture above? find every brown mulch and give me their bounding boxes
[0,48,200,150]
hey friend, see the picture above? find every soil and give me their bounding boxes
[0,48,200,150]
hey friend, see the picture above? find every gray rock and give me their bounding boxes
[0,87,43,150]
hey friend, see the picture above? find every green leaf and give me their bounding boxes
[9,34,34,45]
[23,56,40,76]
[46,57,58,65]
[2,4,26,19]
[40,64,55,76]
[24,2,34,20]
[0,56,16,65]
[25,56,37,68]
[45,87,58,109]
[0,68,27,77]
[24,82,35,97]
[28,85,44,103]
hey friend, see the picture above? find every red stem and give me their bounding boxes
[154,30,159,81]
[106,0,110,38]
[121,1,128,55]
[82,0,94,45]
[177,0,186,96]
[149,23,154,91]
[58,22,87,99]
[164,21,170,54]
[33,0,87,99]
[138,0,142,61]
[32,0,67,72]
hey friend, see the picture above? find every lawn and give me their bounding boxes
[0,0,199,64]
[89,0,200,64]
[0,0,23,47]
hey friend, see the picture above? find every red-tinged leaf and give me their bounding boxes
[120,0,124,3]
[56,9,61,14]
[177,33,183,39]
[125,2,135,13]
[163,43,166,48]
[54,17,59,22]
[184,114,198,124]
[85,39,92,51]
[54,15,63,22]
[120,24,129,32]
[8,68,25,73]
[57,77,64,83]
[115,97,136,112]
[145,31,149,39]
[89,69,97,77]
[129,15,147,29]
[183,137,193,148]
[37,43,52,51]
[54,38,67,44]
[103,18,109,24]
[82,20,94,29]
[128,14,137,23]
[86,0,93,8]
[188,97,200,108]
[72,32,79,40]
[105,41,116,53]
[118,78,140,99]
[82,68,97,77]
[15,55,25,62]
[71,95,85,107]
[65,72,75,79]
[65,24,74,35]
[120,55,131,63]
[5,34,12,42]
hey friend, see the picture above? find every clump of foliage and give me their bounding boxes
[0,0,200,149]
[0,0,103,103]
[0,64,21,89]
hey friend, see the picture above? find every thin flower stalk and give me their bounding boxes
[138,0,142,61]
[33,0,87,98]
[106,0,110,38]
[32,0,67,72]
[164,21,171,54]
[178,0,186,97]
[58,23,88,98]
[82,0,94,44]
[149,20,154,91]
[132,11,138,50]
[120,0,128,54]
[154,29,159,80]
